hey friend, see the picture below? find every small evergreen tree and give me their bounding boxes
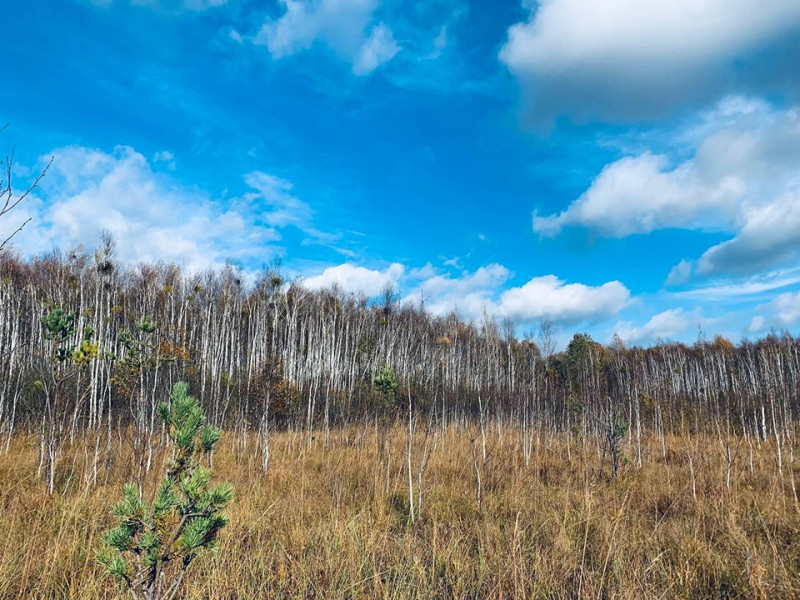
[97,382,233,600]
[373,365,398,455]
[373,365,398,417]
[37,306,100,493]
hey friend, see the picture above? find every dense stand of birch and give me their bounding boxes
[1,247,799,479]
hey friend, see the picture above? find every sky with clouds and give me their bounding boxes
[3,0,800,348]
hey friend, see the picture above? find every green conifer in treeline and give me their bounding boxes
[97,382,233,600]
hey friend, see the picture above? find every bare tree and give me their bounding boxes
[537,318,557,361]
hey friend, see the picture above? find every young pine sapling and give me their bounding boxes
[97,382,234,600]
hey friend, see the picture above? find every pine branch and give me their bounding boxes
[98,382,233,600]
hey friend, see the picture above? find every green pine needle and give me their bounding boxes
[102,525,134,552]
[99,381,234,597]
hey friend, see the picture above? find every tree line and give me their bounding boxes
[1,243,799,484]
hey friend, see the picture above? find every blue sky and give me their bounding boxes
[3,0,800,348]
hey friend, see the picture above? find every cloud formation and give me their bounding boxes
[500,0,800,121]
[352,23,399,76]
[255,0,399,75]
[749,291,800,333]
[3,145,325,272]
[302,262,405,295]
[614,308,690,345]
[242,171,313,229]
[496,275,630,324]
[696,192,800,277]
[405,265,629,325]
[412,264,513,318]
[534,99,800,279]
[672,269,800,301]
[533,152,740,238]
[300,261,631,327]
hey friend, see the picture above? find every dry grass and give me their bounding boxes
[2,424,800,599]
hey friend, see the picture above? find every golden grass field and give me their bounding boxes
[2,425,800,599]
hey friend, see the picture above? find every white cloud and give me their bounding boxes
[407,262,437,279]
[534,100,800,278]
[442,256,461,269]
[614,308,690,345]
[496,275,630,324]
[300,262,631,327]
[407,265,629,325]
[255,0,399,75]
[696,191,800,276]
[302,262,405,295]
[153,150,175,170]
[238,171,340,247]
[673,269,800,301]
[242,171,312,228]
[412,264,512,318]
[153,150,174,162]
[352,23,399,75]
[748,291,800,332]
[666,260,693,286]
[748,315,765,333]
[533,152,741,238]
[1,145,322,272]
[500,0,800,120]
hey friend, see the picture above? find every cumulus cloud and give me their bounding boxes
[300,262,631,327]
[255,0,399,75]
[696,192,800,276]
[256,0,373,59]
[500,0,800,121]
[533,152,741,238]
[406,265,629,325]
[411,264,513,318]
[2,145,328,272]
[534,100,800,278]
[496,275,630,323]
[748,291,800,333]
[614,309,690,345]
[302,262,405,295]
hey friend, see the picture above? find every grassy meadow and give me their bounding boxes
[2,425,800,599]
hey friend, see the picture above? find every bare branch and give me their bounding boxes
[0,217,31,250]
[0,125,53,251]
